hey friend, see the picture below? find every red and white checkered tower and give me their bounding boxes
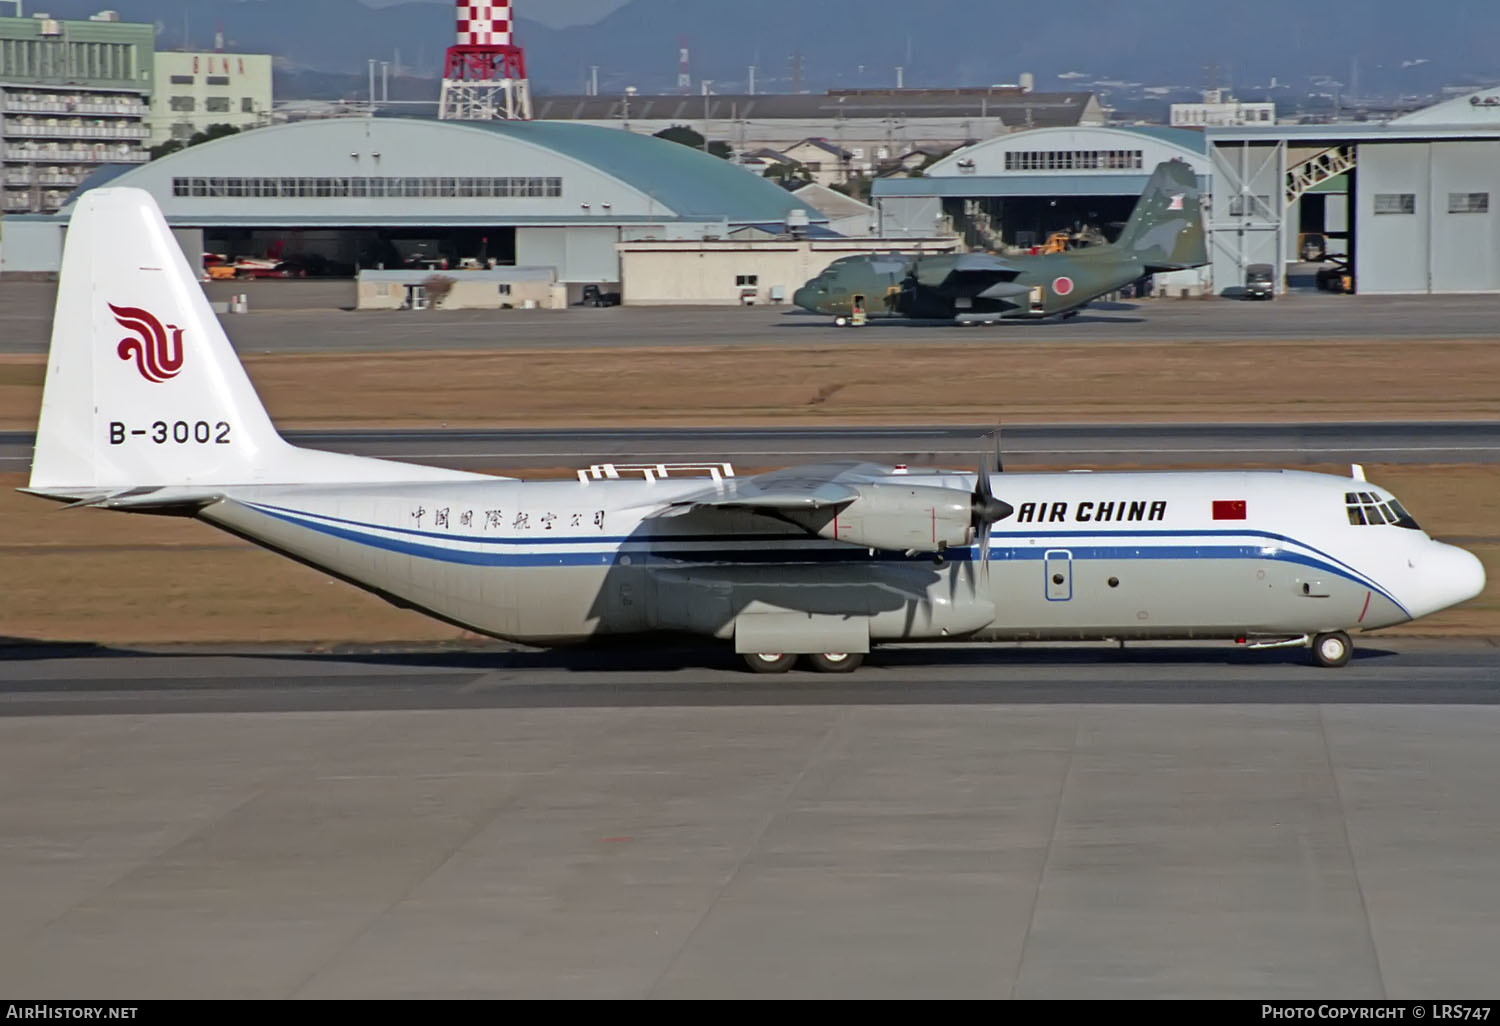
[438,1,532,121]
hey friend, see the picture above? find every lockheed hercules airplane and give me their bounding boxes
[23,188,1485,673]
[792,158,1208,325]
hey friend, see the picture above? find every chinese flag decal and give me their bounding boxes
[1212,500,1247,520]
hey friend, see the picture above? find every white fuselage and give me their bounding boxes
[196,468,1483,646]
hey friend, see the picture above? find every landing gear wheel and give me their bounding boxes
[833,316,848,327]
[744,652,796,674]
[804,652,864,673]
[1310,631,1352,668]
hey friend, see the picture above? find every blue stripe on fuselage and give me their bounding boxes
[235,501,1409,616]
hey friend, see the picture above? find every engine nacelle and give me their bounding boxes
[787,484,973,553]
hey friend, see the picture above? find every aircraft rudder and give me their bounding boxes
[29,187,287,493]
[1115,159,1207,271]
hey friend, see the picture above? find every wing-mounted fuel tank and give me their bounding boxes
[783,484,976,553]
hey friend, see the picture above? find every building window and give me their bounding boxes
[169,75,193,85]
[241,97,255,113]
[498,283,512,295]
[1448,192,1489,214]
[168,175,564,200]
[206,97,230,112]
[169,95,195,111]
[206,75,230,86]
[1228,194,1272,218]
[735,274,759,286]
[1003,149,1143,172]
[1374,193,1416,215]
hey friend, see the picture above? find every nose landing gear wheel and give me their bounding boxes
[1310,631,1352,668]
[744,652,796,673]
[833,316,848,327]
[804,652,864,673]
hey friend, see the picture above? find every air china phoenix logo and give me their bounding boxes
[110,303,185,383]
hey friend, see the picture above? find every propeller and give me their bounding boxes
[970,455,1013,573]
[956,428,1011,596]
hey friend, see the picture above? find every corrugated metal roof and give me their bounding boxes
[453,119,821,223]
[1207,122,1500,142]
[1111,124,1208,153]
[530,91,1096,127]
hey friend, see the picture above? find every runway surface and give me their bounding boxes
[3,639,1500,999]
[5,421,1499,473]
[5,278,1500,353]
[3,638,1499,715]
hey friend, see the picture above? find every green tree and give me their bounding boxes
[148,138,184,161]
[150,123,244,161]
[653,125,732,160]
[762,161,808,188]
[187,123,242,148]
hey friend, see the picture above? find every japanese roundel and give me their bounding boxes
[1052,276,1074,296]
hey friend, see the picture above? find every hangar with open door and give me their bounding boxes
[872,125,1213,296]
[1207,88,1500,296]
[0,116,827,291]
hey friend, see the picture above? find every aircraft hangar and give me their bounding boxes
[1207,88,1500,295]
[871,124,1213,294]
[0,116,826,291]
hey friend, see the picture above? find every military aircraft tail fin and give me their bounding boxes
[1114,159,1208,272]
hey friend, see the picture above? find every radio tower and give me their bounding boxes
[678,36,691,94]
[439,1,532,121]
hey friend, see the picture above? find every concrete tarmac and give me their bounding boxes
[6,278,1500,353]
[2,639,1499,999]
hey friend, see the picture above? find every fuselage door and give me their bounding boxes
[1044,548,1073,601]
[1028,285,1045,313]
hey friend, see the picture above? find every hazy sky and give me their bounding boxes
[358,0,630,29]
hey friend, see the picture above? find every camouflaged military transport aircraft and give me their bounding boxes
[24,188,1485,673]
[793,158,1209,325]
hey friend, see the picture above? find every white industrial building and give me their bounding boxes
[1170,89,1275,128]
[1208,86,1500,294]
[616,236,957,306]
[0,115,829,292]
[148,50,273,146]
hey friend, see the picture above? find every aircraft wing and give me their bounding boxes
[924,252,1024,297]
[658,461,893,515]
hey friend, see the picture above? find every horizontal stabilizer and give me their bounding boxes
[20,485,224,512]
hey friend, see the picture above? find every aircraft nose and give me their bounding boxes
[1405,542,1487,619]
[792,284,816,311]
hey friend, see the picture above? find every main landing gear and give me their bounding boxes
[742,652,865,674]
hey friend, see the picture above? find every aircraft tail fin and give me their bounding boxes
[28,187,477,498]
[1114,159,1208,272]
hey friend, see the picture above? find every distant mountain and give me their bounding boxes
[24,0,1500,103]
[359,0,630,29]
[526,0,1500,101]
[24,0,532,77]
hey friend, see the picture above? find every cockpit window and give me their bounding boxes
[1345,492,1421,530]
[1387,498,1421,530]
